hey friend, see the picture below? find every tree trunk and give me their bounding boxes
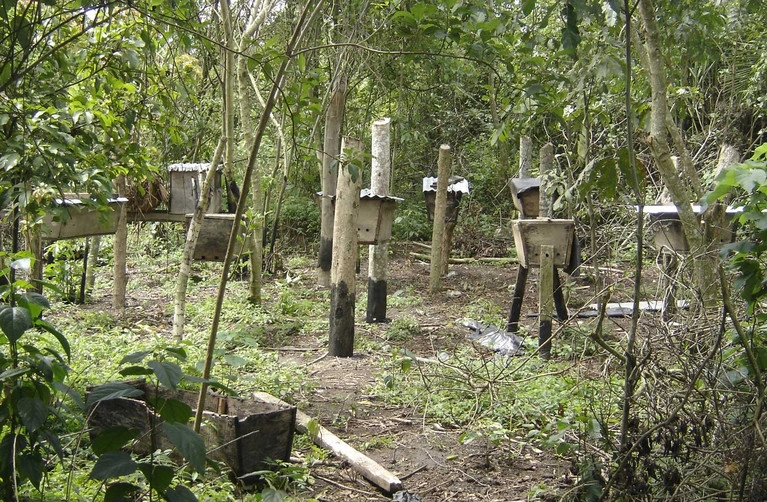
[85,235,100,291]
[329,136,362,357]
[367,117,391,323]
[429,145,451,292]
[519,136,533,178]
[172,138,226,341]
[112,175,128,312]
[318,72,347,287]
[539,143,554,218]
[194,0,317,432]
[638,0,718,308]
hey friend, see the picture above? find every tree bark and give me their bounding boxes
[329,136,362,357]
[112,175,127,312]
[539,143,554,218]
[172,138,226,341]
[194,0,319,432]
[519,136,533,178]
[85,235,100,291]
[318,72,347,287]
[429,145,451,292]
[367,117,391,323]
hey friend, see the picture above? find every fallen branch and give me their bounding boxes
[410,252,516,265]
[252,391,403,493]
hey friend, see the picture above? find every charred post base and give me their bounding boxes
[329,281,355,357]
[366,278,388,323]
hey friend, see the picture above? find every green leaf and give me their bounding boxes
[35,319,70,360]
[522,0,536,16]
[104,482,141,502]
[120,351,151,364]
[223,354,247,367]
[17,397,48,432]
[164,347,187,361]
[1,367,31,381]
[139,463,175,493]
[91,426,139,455]
[0,306,32,342]
[154,397,193,424]
[148,360,182,389]
[261,488,287,502]
[17,451,44,489]
[86,382,144,408]
[162,422,206,474]
[119,366,154,377]
[18,292,49,320]
[90,451,138,480]
[165,485,198,502]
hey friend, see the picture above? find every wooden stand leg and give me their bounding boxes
[539,245,554,360]
[661,252,678,321]
[507,266,528,333]
[553,270,568,321]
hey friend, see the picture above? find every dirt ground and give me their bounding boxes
[257,243,613,502]
[100,239,640,501]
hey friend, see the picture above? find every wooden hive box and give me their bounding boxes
[185,214,251,261]
[422,176,470,222]
[509,178,541,218]
[41,195,128,241]
[358,190,403,244]
[511,219,575,268]
[87,382,296,485]
[644,205,735,253]
[168,163,223,215]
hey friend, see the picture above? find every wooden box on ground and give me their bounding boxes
[87,382,296,484]
[41,195,128,241]
[168,163,223,216]
[509,178,541,218]
[186,214,251,261]
[512,219,575,268]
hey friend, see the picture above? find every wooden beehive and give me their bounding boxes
[358,191,402,244]
[40,195,128,241]
[509,178,541,218]
[422,176,470,222]
[87,382,296,485]
[511,219,575,268]
[186,214,251,261]
[644,205,735,253]
[168,163,223,215]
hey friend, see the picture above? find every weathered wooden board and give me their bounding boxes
[511,218,575,268]
[357,196,399,244]
[168,163,223,215]
[186,213,251,261]
[41,197,127,240]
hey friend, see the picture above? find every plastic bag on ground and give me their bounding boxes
[462,319,524,356]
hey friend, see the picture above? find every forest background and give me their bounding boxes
[2,0,767,501]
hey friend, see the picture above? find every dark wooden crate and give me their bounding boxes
[87,382,296,484]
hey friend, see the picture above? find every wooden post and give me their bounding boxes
[429,145,451,292]
[539,143,554,219]
[506,265,528,333]
[317,74,347,287]
[367,118,391,323]
[519,136,532,177]
[113,175,128,312]
[538,244,554,359]
[329,136,362,357]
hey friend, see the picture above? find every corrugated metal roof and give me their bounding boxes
[422,176,470,194]
[167,163,223,172]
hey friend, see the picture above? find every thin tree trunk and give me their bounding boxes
[367,117,391,323]
[318,72,347,287]
[329,137,362,356]
[429,145,451,292]
[85,235,100,291]
[112,175,127,312]
[173,138,226,341]
[194,0,319,432]
[519,136,533,178]
[221,0,237,214]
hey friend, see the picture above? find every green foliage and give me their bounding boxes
[0,254,73,500]
[87,348,215,502]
